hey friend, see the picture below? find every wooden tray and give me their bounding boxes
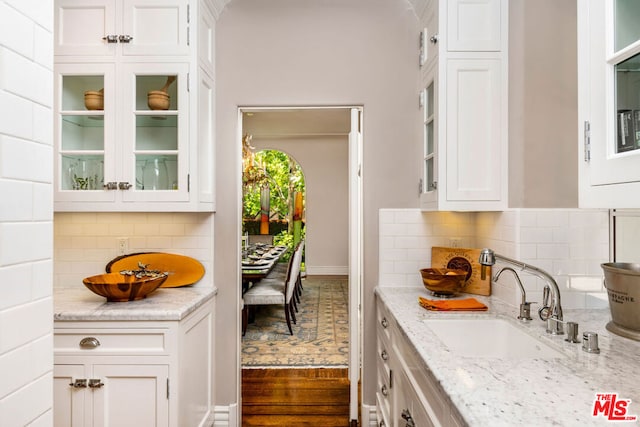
[431,247,491,296]
[106,252,205,288]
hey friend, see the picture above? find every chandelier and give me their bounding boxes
[242,133,269,190]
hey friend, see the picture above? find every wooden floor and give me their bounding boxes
[242,368,351,426]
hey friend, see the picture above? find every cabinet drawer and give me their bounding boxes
[54,329,169,355]
[376,360,392,419]
[376,302,395,342]
[394,334,448,423]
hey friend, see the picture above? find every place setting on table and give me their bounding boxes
[241,243,288,287]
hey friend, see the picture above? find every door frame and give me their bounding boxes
[236,105,364,424]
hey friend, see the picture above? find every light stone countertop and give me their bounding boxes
[375,286,640,427]
[54,286,217,321]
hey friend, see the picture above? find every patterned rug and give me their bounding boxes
[242,276,349,367]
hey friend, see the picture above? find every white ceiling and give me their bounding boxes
[241,108,352,137]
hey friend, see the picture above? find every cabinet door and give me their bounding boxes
[92,364,169,427]
[579,0,640,207]
[447,0,502,51]
[55,0,118,57]
[54,63,118,204]
[120,63,190,203]
[419,0,439,69]
[121,0,189,56]
[54,364,90,427]
[445,58,504,204]
[393,368,435,427]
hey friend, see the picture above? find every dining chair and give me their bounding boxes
[242,241,303,336]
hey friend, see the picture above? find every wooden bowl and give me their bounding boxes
[82,272,167,302]
[84,91,104,110]
[147,90,170,110]
[420,268,468,296]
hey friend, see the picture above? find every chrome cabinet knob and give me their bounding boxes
[119,35,133,43]
[402,409,415,427]
[381,317,388,328]
[104,182,118,190]
[118,182,133,190]
[102,35,118,43]
[69,379,87,388]
[381,384,388,397]
[88,379,105,389]
[429,34,439,44]
[381,349,389,361]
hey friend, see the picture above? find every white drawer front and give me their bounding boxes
[54,329,169,355]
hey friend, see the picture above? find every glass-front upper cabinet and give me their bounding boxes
[55,64,116,203]
[421,81,436,198]
[54,62,189,208]
[579,0,640,207]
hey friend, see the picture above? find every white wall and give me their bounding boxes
[216,0,421,407]
[0,1,54,424]
[509,0,579,207]
[252,136,349,275]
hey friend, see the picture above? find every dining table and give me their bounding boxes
[241,244,288,293]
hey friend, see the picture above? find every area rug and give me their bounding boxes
[242,276,349,367]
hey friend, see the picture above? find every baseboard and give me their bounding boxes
[305,265,349,275]
[362,404,378,427]
[213,403,238,426]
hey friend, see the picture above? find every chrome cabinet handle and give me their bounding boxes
[102,35,118,43]
[429,34,439,44]
[88,379,105,389]
[104,182,118,190]
[119,35,133,43]
[79,337,100,349]
[381,317,388,328]
[381,384,388,397]
[118,182,133,190]
[69,379,87,388]
[381,349,389,361]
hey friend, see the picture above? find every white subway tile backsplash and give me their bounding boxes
[0,91,32,140]
[0,180,32,221]
[0,6,34,58]
[0,222,52,266]
[0,264,32,310]
[378,208,609,309]
[0,373,52,427]
[0,298,51,353]
[53,213,214,288]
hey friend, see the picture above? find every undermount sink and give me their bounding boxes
[423,318,565,359]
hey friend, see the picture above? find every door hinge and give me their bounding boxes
[584,120,591,162]
[389,369,393,389]
[187,72,190,92]
[187,4,191,24]
[167,378,170,399]
[187,173,191,192]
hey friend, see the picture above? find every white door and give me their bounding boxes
[348,107,363,425]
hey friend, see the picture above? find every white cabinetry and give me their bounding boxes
[53,0,215,212]
[419,0,508,211]
[376,298,466,427]
[578,0,640,208]
[53,298,214,427]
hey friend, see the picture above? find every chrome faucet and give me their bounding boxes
[479,248,564,335]
[493,267,533,322]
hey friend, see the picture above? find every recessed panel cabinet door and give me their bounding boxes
[92,364,169,427]
[54,364,89,427]
[55,0,117,56]
[121,0,189,56]
[446,58,503,202]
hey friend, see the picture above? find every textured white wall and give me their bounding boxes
[0,1,54,425]
[215,0,421,408]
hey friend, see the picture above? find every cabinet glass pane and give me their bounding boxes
[615,52,640,153]
[425,157,434,192]
[425,82,434,119]
[61,155,104,190]
[615,0,640,52]
[61,115,104,151]
[136,75,178,111]
[62,76,104,111]
[135,115,178,150]
[135,155,178,190]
